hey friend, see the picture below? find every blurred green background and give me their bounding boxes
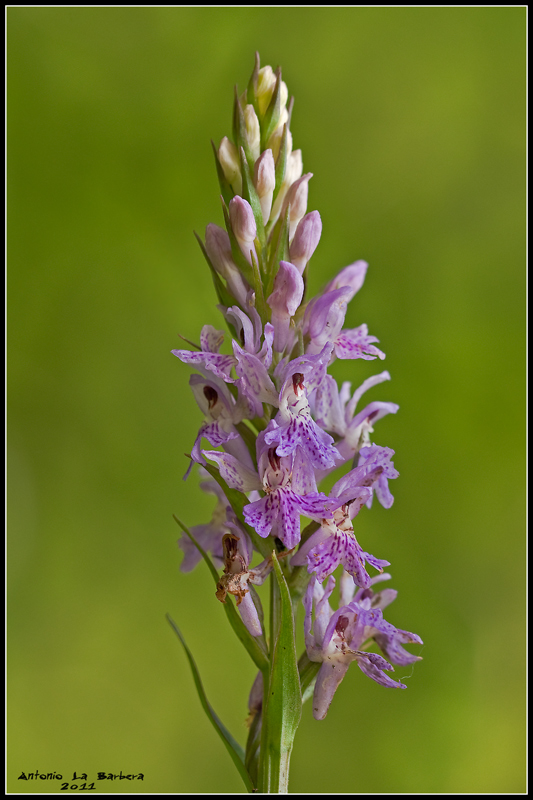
[8,7,525,794]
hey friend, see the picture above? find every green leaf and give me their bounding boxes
[173,515,269,672]
[258,552,302,793]
[245,701,262,789]
[166,614,255,793]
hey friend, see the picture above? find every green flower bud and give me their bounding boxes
[267,114,291,162]
[254,149,276,225]
[243,104,261,163]
[256,66,288,119]
[218,136,242,196]
[270,149,302,223]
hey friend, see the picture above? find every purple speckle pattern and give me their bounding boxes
[266,414,340,470]
[173,58,422,722]
[303,574,422,718]
[334,324,386,361]
[358,445,399,509]
[244,488,334,549]
[172,349,237,382]
[202,450,261,493]
[307,528,388,588]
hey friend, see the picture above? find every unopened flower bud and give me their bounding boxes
[204,223,249,306]
[254,150,275,225]
[256,65,276,113]
[306,286,351,349]
[283,173,312,241]
[267,260,304,352]
[280,81,288,111]
[256,66,288,119]
[267,120,291,163]
[289,210,322,274]
[323,261,369,301]
[229,196,257,265]
[286,149,303,184]
[243,104,260,162]
[270,148,302,223]
[218,136,242,195]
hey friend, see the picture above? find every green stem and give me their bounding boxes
[260,740,292,794]
[257,561,302,793]
[258,574,282,792]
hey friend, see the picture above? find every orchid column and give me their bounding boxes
[169,54,422,794]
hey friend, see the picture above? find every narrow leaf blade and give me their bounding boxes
[259,552,302,792]
[166,614,255,793]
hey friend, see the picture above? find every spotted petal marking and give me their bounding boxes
[266,414,339,470]
[334,324,386,361]
[172,349,237,382]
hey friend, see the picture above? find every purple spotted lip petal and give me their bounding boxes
[275,489,303,549]
[374,629,424,666]
[303,572,419,719]
[171,58,423,724]
[334,325,386,361]
[355,652,404,689]
[357,445,399,509]
[243,492,278,538]
[243,467,335,549]
[300,520,388,588]
[267,414,340,471]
